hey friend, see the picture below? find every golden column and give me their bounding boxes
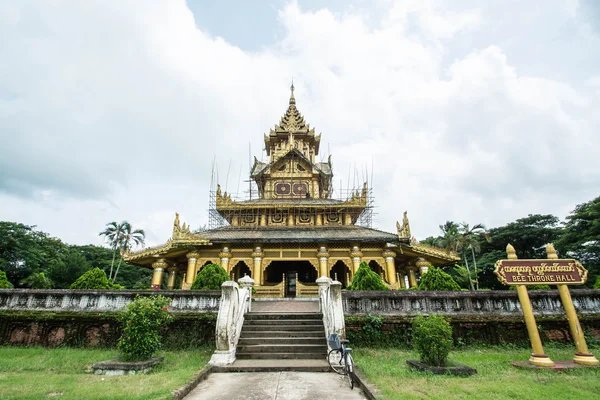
[252,246,264,285]
[546,244,599,366]
[507,244,555,367]
[166,265,178,290]
[415,258,431,277]
[151,258,167,290]
[350,246,363,274]
[219,246,232,273]
[317,246,329,278]
[382,250,397,284]
[184,251,200,289]
[398,270,407,289]
[407,266,418,288]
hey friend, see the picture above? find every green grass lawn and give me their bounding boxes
[354,345,600,400]
[0,346,212,400]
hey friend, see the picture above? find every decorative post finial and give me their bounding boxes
[546,243,558,259]
[506,243,517,259]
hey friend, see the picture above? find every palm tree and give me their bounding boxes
[458,222,491,291]
[112,222,145,283]
[99,221,125,280]
[439,221,461,252]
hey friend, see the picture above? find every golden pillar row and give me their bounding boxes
[350,246,362,275]
[382,250,397,284]
[507,244,555,367]
[546,244,599,366]
[317,246,329,278]
[252,246,264,285]
[166,265,178,290]
[185,251,200,289]
[151,258,167,290]
[219,247,232,273]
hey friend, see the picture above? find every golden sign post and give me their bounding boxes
[495,244,599,367]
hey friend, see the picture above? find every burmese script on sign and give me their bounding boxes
[494,259,587,286]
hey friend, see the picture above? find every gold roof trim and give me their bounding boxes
[406,239,460,262]
[123,213,211,262]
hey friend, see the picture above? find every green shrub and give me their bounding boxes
[0,270,12,288]
[70,268,122,290]
[509,284,552,290]
[418,267,461,291]
[191,263,229,290]
[593,276,600,289]
[412,315,453,367]
[347,262,389,291]
[118,295,173,361]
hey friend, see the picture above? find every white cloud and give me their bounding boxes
[0,0,598,247]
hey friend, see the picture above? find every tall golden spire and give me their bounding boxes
[290,80,296,105]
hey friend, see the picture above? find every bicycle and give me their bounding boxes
[327,333,354,389]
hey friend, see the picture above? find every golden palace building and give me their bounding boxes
[124,85,459,296]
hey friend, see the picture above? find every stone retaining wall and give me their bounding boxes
[342,289,600,319]
[0,289,221,313]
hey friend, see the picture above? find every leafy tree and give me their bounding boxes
[447,265,475,290]
[0,270,12,288]
[418,267,461,291]
[412,315,453,367]
[347,261,389,291]
[556,196,600,288]
[439,221,461,252]
[20,272,53,289]
[70,267,122,290]
[0,222,67,287]
[594,276,600,289]
[191,263,229,290]
[47,248,92,289]
[484,214,563,259]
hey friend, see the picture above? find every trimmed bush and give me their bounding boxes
[347,262,389,291]
[0,270,12,288]
[593,276,600,289]
[118,295,173,361]
[191,263,229,290]
[70,268,123,290]
[412,315,453,367]
[418,267,461,291]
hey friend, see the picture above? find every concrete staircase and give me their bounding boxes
[213,305,329,372]
[237,312,327,360]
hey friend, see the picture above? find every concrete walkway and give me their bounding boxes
[184,372,367,400]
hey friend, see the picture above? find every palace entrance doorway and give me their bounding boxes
[265,260,317,297]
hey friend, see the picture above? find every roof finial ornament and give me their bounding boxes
[289,79,296,105]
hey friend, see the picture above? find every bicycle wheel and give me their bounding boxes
[327,349,346,374]
[345,353,354,390]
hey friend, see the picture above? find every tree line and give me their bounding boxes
[0,195,598,290]
[421,195,600,290]
[0,221,151,289]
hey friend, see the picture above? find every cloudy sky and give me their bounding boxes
[1,0,599,248]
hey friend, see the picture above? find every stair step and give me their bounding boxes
[245,313,322,320]
[239,337,324,345]
[243,324,324,331]
[237,344,328,353]
[244,319,323,325]
[241,330,324,338]
[236,352,327,360]
[213,359,330,373]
